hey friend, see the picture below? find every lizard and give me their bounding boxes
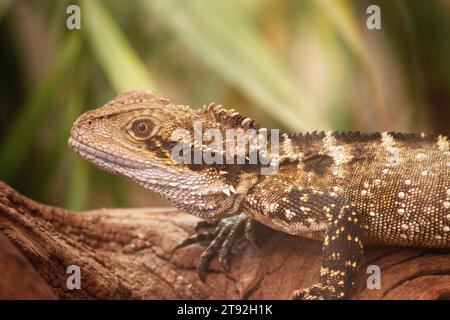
[68,90,450,299]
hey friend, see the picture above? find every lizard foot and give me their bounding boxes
[176,213,257,281]
[292,284,343,300]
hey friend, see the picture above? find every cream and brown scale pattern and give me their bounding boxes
[245,131,450,247]
[338,132,450,248]
[69,91,450,299]
[243,130,449,299]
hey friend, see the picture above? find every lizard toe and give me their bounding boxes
[189,214,258,280]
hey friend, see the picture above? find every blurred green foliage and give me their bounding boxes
[0,0,449,210]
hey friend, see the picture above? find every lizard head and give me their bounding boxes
[68,90,259,219]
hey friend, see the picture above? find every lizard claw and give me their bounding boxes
[244,217,258,250]
[178,213,258,281]
[174,229,214,251]
[194,220,215,233]
[174,220,220,251]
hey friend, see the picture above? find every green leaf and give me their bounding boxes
[0,0,11,20]
[64,60,89,211]
[315,0,389,124]
[66,156,90,211]
[142,0,328,131]
[82,0,154,92]
[0,34,82,182]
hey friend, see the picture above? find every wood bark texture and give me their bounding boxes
[0,181,449,300]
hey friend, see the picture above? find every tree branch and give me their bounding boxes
[0,181,449,299]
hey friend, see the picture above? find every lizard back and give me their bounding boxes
[245,131,450,248]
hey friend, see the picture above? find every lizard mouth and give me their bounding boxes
[68,137,147,170]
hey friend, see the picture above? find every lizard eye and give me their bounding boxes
[137,122,148,133]
[128,118,157,140]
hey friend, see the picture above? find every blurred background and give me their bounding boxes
[0,0,449,211]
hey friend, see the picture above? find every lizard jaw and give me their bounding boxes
[68,137,147,170]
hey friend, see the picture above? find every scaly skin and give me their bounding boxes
[69,90,450,299]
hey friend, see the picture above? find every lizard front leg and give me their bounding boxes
[244,180,363,300]
[175,213,258,280]
[293,200,363,300]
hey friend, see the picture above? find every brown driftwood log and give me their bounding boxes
[0,181,449,300]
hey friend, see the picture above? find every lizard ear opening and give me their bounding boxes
[127,117,159,140]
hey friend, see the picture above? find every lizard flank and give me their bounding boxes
[69,90,450,299]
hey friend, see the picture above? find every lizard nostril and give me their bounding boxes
[87,120,93,126]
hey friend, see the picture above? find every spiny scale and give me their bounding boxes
[69,90,450,300]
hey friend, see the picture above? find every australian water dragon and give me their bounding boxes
[68,90,450,299]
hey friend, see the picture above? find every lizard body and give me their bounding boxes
[69,90,450,299]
